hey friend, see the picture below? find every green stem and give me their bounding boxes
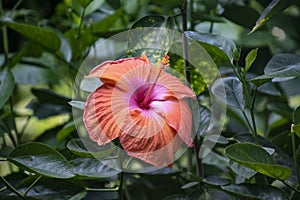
[241,110,254,133]
[23,175,42,196]
[291,125,300,188]
[0,176,26,199]
[249,87,258,143]
[181,1,203,180]
[283,180,300,194]
[118,172,124,200]
[0,186,7,192]
[0,2,9,67]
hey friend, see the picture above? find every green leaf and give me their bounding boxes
[8,142,75,178]
[197,105,211,136]
[91,9,124,33]
[230,162,257,179]
[245,48,258,72]
[186,189,233,200]
[225,143,291,180]
[71,157,120,178]
[181,182,199,189]
[80,77,102,92]
[0,69,14,109]
[128,15,175,64]
[56,121,76,141]
[67,138,116,158]
[293,106,300,124]
[211,77,245,109]
[76,0,92,8]
[250,0,295,33]
[151,0,186,7]
[11,64,58,85]
[203,176,231,186]
[251,63,300,86]
[185,31,237,65]
[1,19,61,51]
[293,123,300,138]
[85,0,105,16]
[222,184,289,200]
[222,5,261,29]
[68,100,85,110]
[18,176,86,200]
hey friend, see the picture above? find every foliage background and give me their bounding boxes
[0,0,300,199]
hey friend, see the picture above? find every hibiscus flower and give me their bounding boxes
[83,54,196,168]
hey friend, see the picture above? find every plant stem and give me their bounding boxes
[23,175,42,196]
[181,1,203,179]
[291,125,300,188]
[0,2,9,67]
[0,176,26,199]
[86,187,119,192]
[250,87,258,143]
[118,172,124,200]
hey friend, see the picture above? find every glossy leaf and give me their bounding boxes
[197,105,211,136]
[181,182,199,189]
[225,143,291,180]
[80,77,102,92]
[17,176,86,200]
[222,184,289,200]
[1,19,61,51]
[185,31,237,65]
[67,138,116,158]
[245,48,258,72]
[8,142,74,178]
[128,15,174,64]
[230,162,257,179]
[251,63,300,86]
[203,176,231,186]
[68,100,86,110]
[250,0,295,33]
[0,69,14,109]
[71,157,120,178]
[211,77,245,109]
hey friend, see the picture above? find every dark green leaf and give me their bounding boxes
[18,176,86,200]
[1,19,61,51]
[251,63,300,86]
[222,5,261,29]
[71,157,120,178]
[293,106,300,124]
[185,31,237,65]
[67,138,116,158]
[8,142,75,178]
[0,69,14,109]
[151,0,186,7]
[222,184,289,200]
[162,194,186,200]
[91,9,124,33]
[76,0,92,8]
[11,64,58,85]
[197,105,211,136]
[211,77,245,109]
[181,182,199,189]
[128,15,174,64]
[294,123,300,138]
[186,189,233,200]
[250,0,295,33]
[225,142,291,180]
[203,176,231,186]
[245,48,258,72]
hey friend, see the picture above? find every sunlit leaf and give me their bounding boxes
[222,184,289,200]
[185,31,237,65]
[1,19,61,51]
[128,15,175,64]
[8,142,75,178]
[0,69,14,109]
[250,0,295,33]
[245,48,258,72]
[225,143,291,180]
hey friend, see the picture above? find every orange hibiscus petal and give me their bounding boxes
[119,108,182,168]
[83,85,123,145]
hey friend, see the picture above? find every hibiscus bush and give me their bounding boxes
[1,0,300,199]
